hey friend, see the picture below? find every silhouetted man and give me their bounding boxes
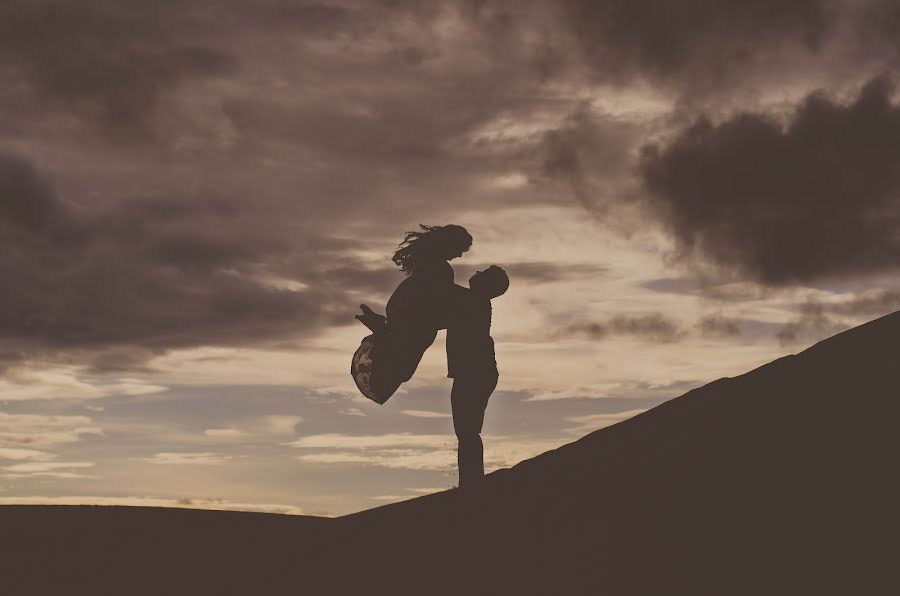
[446,265,509,488]
[355,266,509,487]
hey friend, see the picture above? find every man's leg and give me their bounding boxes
[451,370,498,488]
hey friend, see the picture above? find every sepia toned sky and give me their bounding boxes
[2,0,900,516]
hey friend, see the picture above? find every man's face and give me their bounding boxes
[472,265,509,298]
[469,266,499,292]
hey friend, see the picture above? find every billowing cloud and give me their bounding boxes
[455,261,608,285]
[0,368,165,401]
[640,76,900,285]
[2,460,95,479]
[0,152,366,371]
[826,289,900,317]
[562,313,685,343]
[202,415,303,441]
[0,1,238,138]
[2,1,636,375]
[557,0,829,89]
[0,447,54,461]
[859,1,900,58]
[776,301,850,346]
[536,107,641,213]
[777,288,900,345]
[142,452,233,465]
[0,412,101,448]
[696,315,743,338]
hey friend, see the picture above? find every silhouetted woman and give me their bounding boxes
[353,224,472,403]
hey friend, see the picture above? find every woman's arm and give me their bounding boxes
[355,304,387,334]
[432,283,469,331]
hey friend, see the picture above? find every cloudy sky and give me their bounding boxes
[1,0,900,516]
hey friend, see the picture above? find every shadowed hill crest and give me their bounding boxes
[3,310,897,595]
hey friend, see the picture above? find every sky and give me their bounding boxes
[1,0,900,516]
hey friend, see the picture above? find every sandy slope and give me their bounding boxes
[3,311,897,595]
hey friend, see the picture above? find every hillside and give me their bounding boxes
[321,309,897,594]
[3,311,897,595]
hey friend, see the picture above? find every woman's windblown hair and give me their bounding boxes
[392,224,472,275]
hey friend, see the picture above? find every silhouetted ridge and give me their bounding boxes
[331,309,898,595]
[4,311,897,595]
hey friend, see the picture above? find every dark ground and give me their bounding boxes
[3,311,897,595]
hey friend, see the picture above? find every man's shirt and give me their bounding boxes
[446,286,497,379]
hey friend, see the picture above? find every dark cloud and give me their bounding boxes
[0,0,619,373]
[859,1,900,56]
[555,0,830,88]
[0,153,361,371]
[776,302,849,346]
[564,311,795,344]
[777,289,900,346]
[221,96,454,167]
[0,154,62,231]
[0,0,524,146]
[696,315,742,338]
[640,277,703,296]
[827,290,900,317]
[460,0,900,97]
[308,260,610,309]
[310,263,403,300]
[0,1,240,139]
[640,76,900,285]
[229,1,357,33]
[563,313,685,343]
[6,0,898,373]
[536,107,640,213]
[640,276,778,304]
[455,262,607,285]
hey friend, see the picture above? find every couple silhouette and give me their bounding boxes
[352,224,509,488]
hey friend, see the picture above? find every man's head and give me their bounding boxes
[469,265,509,299]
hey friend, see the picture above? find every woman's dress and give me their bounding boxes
[351,259,453,403]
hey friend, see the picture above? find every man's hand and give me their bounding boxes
[355,304,387,334]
